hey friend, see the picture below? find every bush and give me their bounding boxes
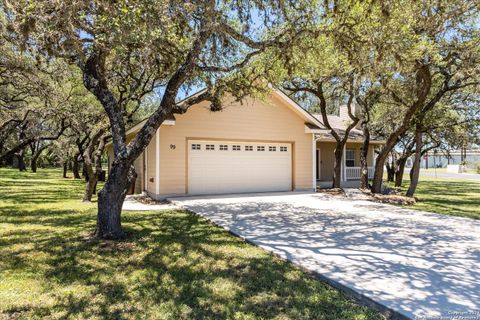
[475,162,480,174]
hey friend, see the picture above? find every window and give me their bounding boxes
[346,149,355,167]
[232,145,241,151]
[280,146,288,152]
[219,144,228,151]
[206,144,215,151]
[257,146,265,151]
[245,145,253,151]
[191,144,201,150]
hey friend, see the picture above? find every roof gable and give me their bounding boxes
[125,86,323,136]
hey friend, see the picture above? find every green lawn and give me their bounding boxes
[387,175,480,220]
[0,168,382,320]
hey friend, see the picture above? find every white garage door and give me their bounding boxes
[188,140,292,195]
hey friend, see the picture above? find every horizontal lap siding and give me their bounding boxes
[132,154,143,194]
[146,133,157,194]
[157,94,313,195]
[317,142,336,181]
[318,141,375,181]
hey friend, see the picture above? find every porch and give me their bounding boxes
[315,141,378,183]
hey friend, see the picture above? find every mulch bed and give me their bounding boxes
[317,187,417,205]
[316,187,345,195]
[368,193,417,205]
[360,187,417,205]
[129,194,172,205]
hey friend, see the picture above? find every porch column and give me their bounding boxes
[342,145,347,182]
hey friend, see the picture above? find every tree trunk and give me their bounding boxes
[394,157,408,187]
[371,65,432,193]
[63,162,68,178]
[406,128,423,197]
[386,158,395,182]
[94,161,133,239]
[332,142,344,188]
[371,149,387,193]
[83,174,98,202]
[359,119,370,189]
[31,156,38,173]
[17,150,27,171]
[72,153,81,179]
[30,145,48,173]
[82,161,88,178]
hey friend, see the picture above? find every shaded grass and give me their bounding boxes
[0,168,382,320]
[386,175,480,220]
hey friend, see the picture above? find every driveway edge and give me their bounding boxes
[174,203,412,320]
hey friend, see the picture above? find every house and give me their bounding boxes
[107,88,384,199]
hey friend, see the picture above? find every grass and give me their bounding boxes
[386,175,480,220]
[0,168,382,320]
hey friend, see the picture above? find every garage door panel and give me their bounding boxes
[188,141,291,195]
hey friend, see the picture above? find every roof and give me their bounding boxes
[312,113,384,143]
[121,86,383,143]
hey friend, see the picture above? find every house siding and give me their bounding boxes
[146,94,314,197]
[132,153,143,193]
[317,141,375,181]
[146,132,157,194]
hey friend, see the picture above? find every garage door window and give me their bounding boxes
[206,144,215,151]
[269,146,276,152]
[245,146,253,151]
[191,144,201,150]
[280,146,288,152]
[257,146,265,151]
[219,145,228,151]
[232,145,241,151]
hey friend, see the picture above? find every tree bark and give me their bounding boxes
[72,153,81,179]
[385,155,395,182]
[82,129,107,202]
[332,143,344,188]
[406,127,423,197]
[94,161,134,239]
[359,118,370,189]
[30,144,48,173]
[83,174,98,202]
[394,157,408,187]
[63,161,68,178]
[31,156,38,173]
[17,151,27,171]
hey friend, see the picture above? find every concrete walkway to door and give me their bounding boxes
[169,192,480,319]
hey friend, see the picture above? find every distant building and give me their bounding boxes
[406,149,480,169]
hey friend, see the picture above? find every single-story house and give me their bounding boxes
[107,87,384,199]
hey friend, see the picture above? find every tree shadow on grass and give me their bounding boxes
[0,208,381,320]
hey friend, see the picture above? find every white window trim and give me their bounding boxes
[346,149,355,167]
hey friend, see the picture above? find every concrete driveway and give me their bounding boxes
[169,192,480,319]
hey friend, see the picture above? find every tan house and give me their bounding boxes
[108,88,384,199]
